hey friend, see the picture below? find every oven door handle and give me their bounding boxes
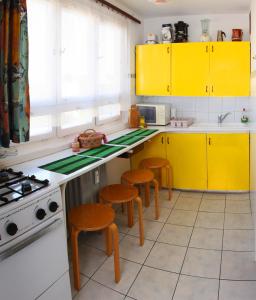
[0,218,63,262]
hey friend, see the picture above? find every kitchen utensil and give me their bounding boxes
[162,23,174,43]
[217,30,226,41]
[145,33,158,44]
[232,29,243,41]
[200,19,211,42]
[169,118,193,128]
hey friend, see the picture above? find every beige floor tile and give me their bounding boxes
[173,275,219,300]
[159,189,179,202]
[79,232,125,252]
[167,209,197,226]
[199,199,225,213]
[179,191,203,199]
[175,197,201,211]
[223,230,254,251]
[203,193,226,200]
[221,251,256,280]
[145,242,187,273]
[156,196,178,209]
[189,228,223,250]
[128,266,178,300]
[143,206,171,223]
[119,235,154,264]
[92,256,141,295]
[225,200,251,213]
[219,280,256,300]
[74,280,124,300]
[195,212,224,229]
[182,248,221,279]
[157,224,193,246]
[69,269,89,298]
[115,214,134,234]
[226,193,250,201]
[128,220,164,241]
[224,213,254,229]
[78,244,107,277]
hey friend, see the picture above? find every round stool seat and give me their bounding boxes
[141,157,169,169]
[122,169,154,184]
[100,184,138,204]
[69,204,115,232]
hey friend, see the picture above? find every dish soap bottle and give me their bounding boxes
[241,108,249,123]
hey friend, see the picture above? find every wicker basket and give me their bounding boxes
[78,129,106,149]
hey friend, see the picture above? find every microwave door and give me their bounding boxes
[138,106,156,124]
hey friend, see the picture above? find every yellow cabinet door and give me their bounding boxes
[131,134,166,169]
[166,133,207,190]
[136,44,171,96]
[207,133,249,191]
[172,42,210,96]
[210,42,250,96]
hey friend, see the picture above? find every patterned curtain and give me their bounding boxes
[0,0,30,148]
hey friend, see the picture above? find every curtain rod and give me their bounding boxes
[94,0,141,24]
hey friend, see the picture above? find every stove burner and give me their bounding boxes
[0,171,9,183]
[0,169,50,207]
[21,181,32,193]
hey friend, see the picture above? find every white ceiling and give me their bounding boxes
[118,0,251,18]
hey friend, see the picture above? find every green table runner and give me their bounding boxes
[79,145,125,158]
[40,156,100,175]
[125,128,159,137]
[108,135,144,146]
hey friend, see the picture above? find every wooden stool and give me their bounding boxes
[100,184,144,246]
[140,157,173,201]
[121,169,159,220]
[69,204,120,291]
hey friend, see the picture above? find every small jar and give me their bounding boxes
[71,141,80,152]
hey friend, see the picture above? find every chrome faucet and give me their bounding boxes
[218,112,231,124]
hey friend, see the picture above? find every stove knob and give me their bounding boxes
[6,223,18,236]
[49,201,59,213]
[36,209,47,220]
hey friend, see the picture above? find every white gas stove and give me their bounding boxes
[0,168,72,300]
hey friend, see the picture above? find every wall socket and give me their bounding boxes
[94,169,100,184]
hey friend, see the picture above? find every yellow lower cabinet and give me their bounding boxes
[207,133,249,191]
[166,133,207,190]
[131,133,167,185]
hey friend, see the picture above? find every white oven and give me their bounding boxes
[0,185,72,300]
[136,103,171,126]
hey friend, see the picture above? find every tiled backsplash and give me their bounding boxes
[140,96,256,123]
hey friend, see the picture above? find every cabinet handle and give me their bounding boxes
[208,138,211,146]
[167,47,170,54]
[161,136,164,144]
[212,86,214,93]
[206,86,208,93]
[212,45,214,52]
[206,45,208,53]
[167,137,170,144]
[167,85,170,93]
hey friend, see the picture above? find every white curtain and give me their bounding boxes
[27,0,129,138]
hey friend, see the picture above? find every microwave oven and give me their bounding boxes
[136,103,171,126]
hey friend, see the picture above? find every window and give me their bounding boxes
[27,0,128,139]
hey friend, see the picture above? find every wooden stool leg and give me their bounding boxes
[127,201,134,227]
[134,196,144,246]
[158,168,162,189]
[121,203,125,214]
[167,165,173,201]
[152,179,160,220]
[71,227,80,291]
[145,182,150,207]
[105,227,113,256]
[109,223,121,283]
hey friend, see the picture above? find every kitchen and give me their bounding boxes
[0,0,256,299]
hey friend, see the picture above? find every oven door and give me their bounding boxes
[137,106,157,124]
[0,212,71,300]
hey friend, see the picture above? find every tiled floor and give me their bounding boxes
[69,190,256,300]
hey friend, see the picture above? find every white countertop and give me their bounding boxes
[8,122,255,187]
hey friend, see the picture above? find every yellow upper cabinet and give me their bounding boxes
[209,42,251,96]
[172,42,210,96]
[136,44,171,96]
[207,133,249,191]
[166,133,207,190]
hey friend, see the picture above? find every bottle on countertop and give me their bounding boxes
[241,108,249,123]
[129,105,140,128]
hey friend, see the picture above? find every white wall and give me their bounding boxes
[143,13,249,43]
